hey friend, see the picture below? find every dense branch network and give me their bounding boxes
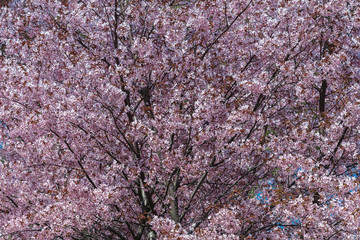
[0,0,359,239]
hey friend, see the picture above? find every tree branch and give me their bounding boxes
[201,0,253,60]
[179,171,207,223]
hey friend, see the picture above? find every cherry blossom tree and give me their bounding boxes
[0,0,359,239]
